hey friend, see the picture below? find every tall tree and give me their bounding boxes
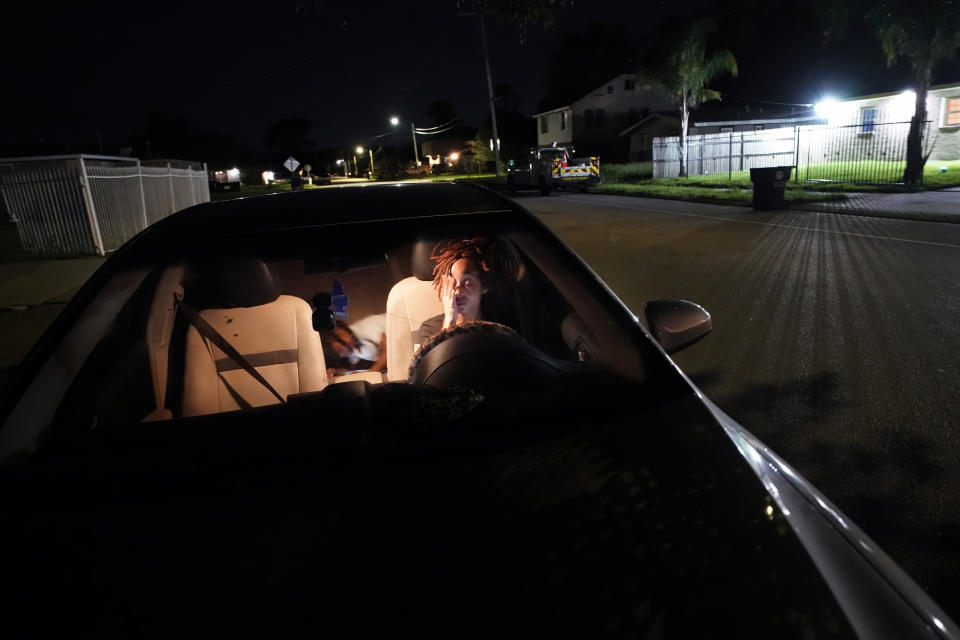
[651,19,737,178]
[457,0,573,42]
[822,0,960,185]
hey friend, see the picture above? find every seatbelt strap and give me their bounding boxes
[174,293,286,404]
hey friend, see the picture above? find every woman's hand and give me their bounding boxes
[441,275,459,329]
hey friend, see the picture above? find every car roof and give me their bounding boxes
[147,182,517,240]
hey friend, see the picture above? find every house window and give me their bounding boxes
[541,116,549,134]
[607,85,613,94]
[586,109,606,128]
[861,107,877,133]
[624,79,635,91]
[638,134,649,149]
[560,111,567,130]
[944,98,960,126]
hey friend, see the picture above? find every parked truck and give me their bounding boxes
[506,146,600,195]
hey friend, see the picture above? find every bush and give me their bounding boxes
[601,162,653,184]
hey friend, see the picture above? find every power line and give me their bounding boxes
[414,118,462,132]
[720,93,813,107]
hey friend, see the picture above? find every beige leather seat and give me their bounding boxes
[385,240,444,381]
[182,260,327,416]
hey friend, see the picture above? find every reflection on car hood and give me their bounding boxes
[700,393,958,639]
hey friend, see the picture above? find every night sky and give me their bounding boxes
[3,0,960,159]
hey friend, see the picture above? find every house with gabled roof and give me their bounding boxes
[532,73,675,162]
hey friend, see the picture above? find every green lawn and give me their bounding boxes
[599,162,653,184]
[598,159,960,193]
[593,182,847,205]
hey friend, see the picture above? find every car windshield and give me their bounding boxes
[0,211,651,461]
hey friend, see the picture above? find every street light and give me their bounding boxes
[356,145,375,179]
[390,116,421,168]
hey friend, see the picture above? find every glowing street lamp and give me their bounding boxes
[391,116,421,167]
[814,98,838,121]
[356,145,375,179]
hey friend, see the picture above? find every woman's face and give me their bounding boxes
[450,258,486,321]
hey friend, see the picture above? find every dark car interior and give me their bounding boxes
[29,215,659,451]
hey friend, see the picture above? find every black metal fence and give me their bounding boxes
[652,120,931,184]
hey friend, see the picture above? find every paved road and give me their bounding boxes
[518,192,960,614]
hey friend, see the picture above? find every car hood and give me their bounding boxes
[4,379,952,637]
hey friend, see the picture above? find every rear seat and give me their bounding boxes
[182,260,327,416]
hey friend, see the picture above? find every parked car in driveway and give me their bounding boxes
[0,183,955,637]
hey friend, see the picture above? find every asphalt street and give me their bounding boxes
[518,191,960,615]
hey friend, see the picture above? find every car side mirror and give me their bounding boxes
[645,300,712,354]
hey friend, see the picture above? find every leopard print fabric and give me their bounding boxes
[370,383,484,432]
[407,320,519,382]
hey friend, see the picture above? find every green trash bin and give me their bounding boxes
[750,166,792,211]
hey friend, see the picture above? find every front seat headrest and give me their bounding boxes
[198,259,280,309]
[412,238,449,281]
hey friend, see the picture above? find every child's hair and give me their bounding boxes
[430,237,519,298]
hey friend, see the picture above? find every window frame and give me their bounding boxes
[943,97,960,127]
[540,116,549,134]
[861,106,877,133]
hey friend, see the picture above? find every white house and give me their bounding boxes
[813,82,960,161]
[532,74,675,161]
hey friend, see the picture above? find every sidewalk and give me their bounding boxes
[792,187,960,223]
[0,257,105,368]
[0,258,105,309]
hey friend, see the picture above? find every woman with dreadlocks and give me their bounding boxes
[413,237,519,349]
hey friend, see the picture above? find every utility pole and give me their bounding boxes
[410,122,420,166]
[478,9,502,176]
[369,148,375,179]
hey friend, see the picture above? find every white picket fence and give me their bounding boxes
[0,155,209,255]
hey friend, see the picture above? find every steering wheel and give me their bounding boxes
[408,321,571,396]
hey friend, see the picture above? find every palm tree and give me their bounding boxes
[823,0,960,185]
[655,20,737,178]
